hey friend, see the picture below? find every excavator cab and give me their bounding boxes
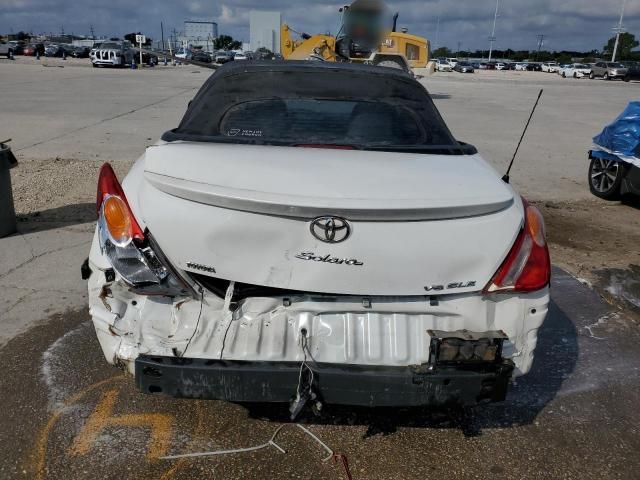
[336,0,386,60]
[280,0,428,69]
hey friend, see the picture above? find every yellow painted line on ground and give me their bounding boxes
[68,388,174,460]
[32,376,126,480]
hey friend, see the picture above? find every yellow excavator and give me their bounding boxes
[281,0,429,71]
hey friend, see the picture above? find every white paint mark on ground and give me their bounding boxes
[41,321,93,411]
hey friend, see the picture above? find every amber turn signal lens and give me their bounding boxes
[103,195,133,245]
[525,206,546,247]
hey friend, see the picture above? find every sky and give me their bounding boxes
[1,0,639,53]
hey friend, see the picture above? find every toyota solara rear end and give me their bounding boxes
[85,62,550,411]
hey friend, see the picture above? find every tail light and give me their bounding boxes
[484,200,551,294]
[95,163,193,297]
[97,163,144,246]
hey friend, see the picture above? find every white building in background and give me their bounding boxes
[178,20,218,50]
[250,11,281,53]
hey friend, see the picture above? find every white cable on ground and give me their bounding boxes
[159,423,334,462]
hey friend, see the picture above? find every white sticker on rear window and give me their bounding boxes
[227,128,263,137]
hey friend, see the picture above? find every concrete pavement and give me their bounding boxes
[1,60,639,479]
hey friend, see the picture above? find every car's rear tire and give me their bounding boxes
[589,72,595,79]
[562,72,566,78]
[589,157,624,200]
[625,76,631,82]
[573,72,578,78]
[604,72,610,80]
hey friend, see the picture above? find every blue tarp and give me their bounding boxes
[593,101,640,158]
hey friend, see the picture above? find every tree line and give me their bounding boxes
[434,33,640,62]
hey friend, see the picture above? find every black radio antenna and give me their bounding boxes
[503,89,544,184]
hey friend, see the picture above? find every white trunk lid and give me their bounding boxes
[132,142,522,296]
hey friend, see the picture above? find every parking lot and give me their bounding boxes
[1,59,640,479]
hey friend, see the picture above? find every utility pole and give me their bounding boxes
[488,0,500,62]
[536,34,545,60]
[612,0,628,62]
[90,24,95,39]
[161,21,165,51]
[434,15,440,50]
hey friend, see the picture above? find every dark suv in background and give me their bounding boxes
[622,61,640,82]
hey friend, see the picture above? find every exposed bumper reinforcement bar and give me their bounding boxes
[135,356,515,407]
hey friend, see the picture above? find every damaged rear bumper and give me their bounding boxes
[135,355,515,407]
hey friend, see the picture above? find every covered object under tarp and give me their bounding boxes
[593,101,640,168]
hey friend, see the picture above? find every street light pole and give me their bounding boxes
[488,0,500,62]
[612,0,628,62]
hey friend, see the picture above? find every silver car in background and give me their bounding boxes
[590,62,628,80]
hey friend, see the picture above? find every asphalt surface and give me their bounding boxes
[2,269,639,480]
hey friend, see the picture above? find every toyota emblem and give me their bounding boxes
[310,216,351,244]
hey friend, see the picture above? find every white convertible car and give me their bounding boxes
[85,62,550,411]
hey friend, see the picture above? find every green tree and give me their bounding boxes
[214,35,242,51]
[604,32,639,59]
[432,47,452,58]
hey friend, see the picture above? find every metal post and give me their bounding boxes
[612,0,628,62]
[488,0,500,62]
[161,21,165,53]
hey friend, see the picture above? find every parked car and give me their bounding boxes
[526,63,542,71]
[215,51,234,64]
[446,57,458,67]
[72,46,91,58]
[0,40,13,58]
[541,62,559,73]
[590,62,628,80]
[494,62,507,71]
[515,62,529,71]
[453,61,474,73]
[234,52,249,61]
[622,61,640,82]
[91,41,157,67]
[85,61,550,411]
[435,59,452,72]
[45,44,63,57]
[175,48,193,61]
[8,41,25,55]
[192,51,212,63]
[559,63,591,79]
[22,44,44,56]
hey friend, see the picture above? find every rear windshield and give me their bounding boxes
[219,99,425,146]
[165,66,463,152]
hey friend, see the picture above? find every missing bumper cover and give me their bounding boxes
[135,355,514,407]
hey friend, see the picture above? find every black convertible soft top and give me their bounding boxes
[162,61,476,154]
